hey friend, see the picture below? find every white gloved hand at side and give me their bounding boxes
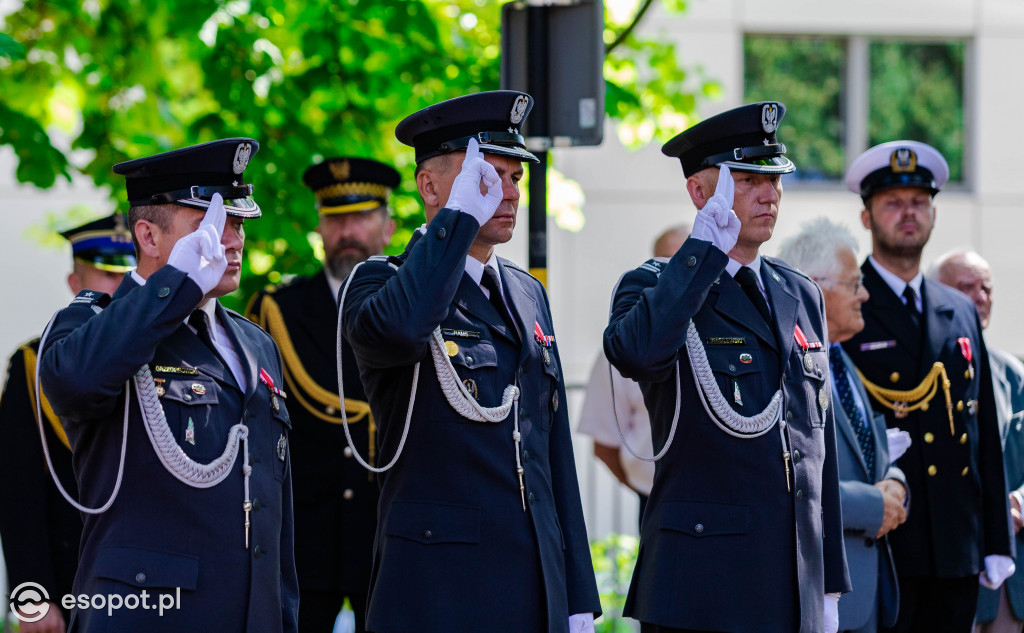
[690,164,740,255]
[824,593,839,633]
[167,192,228,296]
[568,613,595,633]
[886,428,912,461]
[444,137,503,227]
[980,554,1016,589]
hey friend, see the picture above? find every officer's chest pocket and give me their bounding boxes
[797,349,828,428]
[157,376,222,461]
[704,346,765,419]
[385,500,481,545]
[430,338,501,423]
[660,500,748,538]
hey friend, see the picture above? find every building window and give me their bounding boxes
[744,35,966,185]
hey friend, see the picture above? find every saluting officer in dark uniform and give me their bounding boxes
[247,157,398,633]
[842,141,1013,633]
[604,102,851,633]
[341,91,601,633]
[0,215,135,632]
[39,139,299,633]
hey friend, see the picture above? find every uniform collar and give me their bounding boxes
[867,255,923,306]
[726,254,765,292]
[464,255,502,291]
[324,268,344,306]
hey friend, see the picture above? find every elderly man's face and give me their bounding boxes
[942,259,994,329]
[820,248,869,344]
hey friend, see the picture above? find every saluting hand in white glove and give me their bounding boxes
[691,164,740,255]
[444,137,503,227]
[167,192,228,296]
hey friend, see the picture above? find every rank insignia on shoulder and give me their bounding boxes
[441,328,481,339]
[638,259,664,277]
[366,255,390,262]
[154,365,200,376]
[70,289,111,308]
[860,340,896,352]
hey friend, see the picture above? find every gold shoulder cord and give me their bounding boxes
[22,344,72,452]
[253,293,376,468]
[856,362,955,435]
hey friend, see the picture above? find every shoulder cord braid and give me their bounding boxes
[35,307,251,524]
[609,320,784,462]
[856,362,955,435]
[337,261,521,475]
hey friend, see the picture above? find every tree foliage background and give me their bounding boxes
[0,0,716,309]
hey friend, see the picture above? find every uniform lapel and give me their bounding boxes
[159,325,236,387]
[921,280,955,368]
[762,260,798,365]
[499,261,538,365]
[216,302,259,402]
[454,272,519,344]
[706,275,778,350]
[860,261,922,357]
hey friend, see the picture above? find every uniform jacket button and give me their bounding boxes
[436,227,446,239]
[343,489,354,500]
[792,449,801,464]
[253,545,263,559]
[522,450,530,463]
[252,498,261,511]
[423,530,432,540]
[135,572,147,584]
[157,287,170,298]
[686,255,697,268]
[694,523,704,534]
[344,446,353,458]
[528,492,536,505]
[795,489,804,501]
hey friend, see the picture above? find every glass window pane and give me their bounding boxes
[869,41,965,182]
[744,35,845,181]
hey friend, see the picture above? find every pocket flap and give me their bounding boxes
[660,501,748,537]
[800,348,827,381]
[158,377,219,407]
[705,347,760,377]
[447,339,497,370]
[385,501,481,545]
[94,546,200,590]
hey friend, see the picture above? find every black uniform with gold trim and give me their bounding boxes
[248,271,378,628]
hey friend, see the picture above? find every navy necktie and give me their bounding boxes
[830,344,876,476]
[734,266,772,326]
[902,285,921,327]
[481,266,518,340]
[190,310,226,365]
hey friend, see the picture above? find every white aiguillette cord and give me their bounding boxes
[336,261,528,509]
[611,319,785,479]
[35,305,253,545]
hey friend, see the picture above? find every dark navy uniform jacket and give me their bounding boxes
[843,261,1012,579]
[0,339,82,614]
[604,238,850,633]
[341,208,600,633]
[40,267,299,633]
[248,270,378,598]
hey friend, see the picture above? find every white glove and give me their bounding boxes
[568,613,594,633]
[886,428,912,461]
[824,593,839,633]
[690,164,740,255]
[167,192,228,295]
[980,554,1016,589]
[444,137,503,227]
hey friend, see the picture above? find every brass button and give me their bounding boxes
[928,465,937,476]
[890,372,900,383]
[924,432,934,444]
[343,489,354,500]
[960,433,968,445]
[956,401,964,412]
[962,466,970,476]
[694,523,705,534]
[965,369,971,380]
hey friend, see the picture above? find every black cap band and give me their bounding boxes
[698,143,788,171]
[132,184,255,206]
[860,166,937,199]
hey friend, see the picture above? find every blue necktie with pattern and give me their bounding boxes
[830,344,876,476]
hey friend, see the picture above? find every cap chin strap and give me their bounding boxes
[36,304,252,545]
[698,143,787,170]
[336,261,524,505]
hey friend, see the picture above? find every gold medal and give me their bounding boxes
[445,340,459,357]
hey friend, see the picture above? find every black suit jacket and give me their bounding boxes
[248,270,378,596]
[605,240,850,633]
[0,339,82,614]
[843,259,1012,578]
[40,268,299,633]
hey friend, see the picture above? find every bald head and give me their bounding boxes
[653,224,691,258]
[930,249,993,329]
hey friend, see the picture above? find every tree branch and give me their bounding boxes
[605,0,655,55]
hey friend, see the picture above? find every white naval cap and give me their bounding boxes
[845,140,950,200]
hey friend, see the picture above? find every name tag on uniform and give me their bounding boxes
[153,365,200,376]
[860,340,896,352]
[705,337,746,345]
[441,328,481,339]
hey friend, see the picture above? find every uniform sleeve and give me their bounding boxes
[40,266,203,423]
[0,347,61,595]
[342,209,480,370]
[838,479,885,536]
[975,324,1015,559]
[604,238,728,384]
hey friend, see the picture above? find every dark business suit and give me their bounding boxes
[843,260,1012,632]
[832,345,904,633]
[341,208,600,633]
[0,339,82,618]
[976,348,1024,627]
[604,238,850,633]
[40,267,299,633]
[248,270,377,632]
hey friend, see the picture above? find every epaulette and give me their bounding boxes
[365,254,403,270]
[68,289,111,311]
[637,258,666,278]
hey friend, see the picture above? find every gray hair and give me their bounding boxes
[776,217,858,288]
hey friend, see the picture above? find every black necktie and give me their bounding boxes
[829,344,876,476]
[481,266,518,340]
[189,310,221,358]
[735,266,772,326]
[902,285,920,327]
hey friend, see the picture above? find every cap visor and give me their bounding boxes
[720,156,795,175]
[175,196,262,218]
[478,143,540,164]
